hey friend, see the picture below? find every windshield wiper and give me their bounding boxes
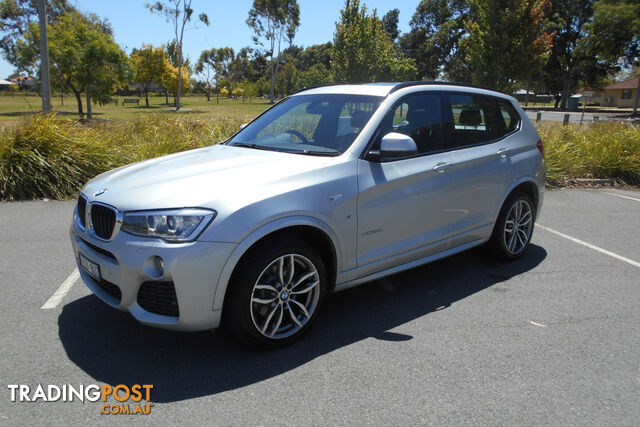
[231,142,278,152]
[293,150,340,157]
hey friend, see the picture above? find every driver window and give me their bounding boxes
[385,93,443,154]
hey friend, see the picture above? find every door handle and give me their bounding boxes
[433,162,453,173]
[497,147,510,157]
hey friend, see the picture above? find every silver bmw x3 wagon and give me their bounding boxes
[70,82,544,347]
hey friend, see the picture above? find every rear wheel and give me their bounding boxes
[489,192,535,260]
[223,238,327,348]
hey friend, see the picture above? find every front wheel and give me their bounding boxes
[223,238,327,348]
[489,192,535,260]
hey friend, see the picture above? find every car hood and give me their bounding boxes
[82,144,335,211]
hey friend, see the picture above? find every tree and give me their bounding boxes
[195,47,234,102]
[246,0,300,103]
[231,86,244,98]
[131,44,167,107]
[147,0,209,110]
[462,0,554,92]
[239,79,258,102]
[541,0,603,109]
[275,60,298,95]
[162,56,190,105]
[229,47,259,82]
[297,42,332,71]
[16,11,128,119]
[0,0,74,69]
[254,75,270,96]
[588,0,640,113]
[399,0,470,81]
[382,8,400,43]
[331,0,417,83]
[299,63,332,88]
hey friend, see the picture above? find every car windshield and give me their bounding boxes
[228,94,383,155]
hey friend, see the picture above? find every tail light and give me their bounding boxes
[536,139,544,158]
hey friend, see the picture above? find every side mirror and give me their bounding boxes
[368,132,417,161]
[239,123,249,131]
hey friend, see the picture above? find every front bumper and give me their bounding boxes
[69,215,236,331]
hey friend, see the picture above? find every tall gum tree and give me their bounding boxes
[147,0,209,110]
[246,0,300,103]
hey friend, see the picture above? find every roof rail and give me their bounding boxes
[388,81,503,95]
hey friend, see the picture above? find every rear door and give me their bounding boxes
[441,93,519,247]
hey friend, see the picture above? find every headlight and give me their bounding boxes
[121,208,216,242]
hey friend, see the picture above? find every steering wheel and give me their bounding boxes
[285,129,309,144]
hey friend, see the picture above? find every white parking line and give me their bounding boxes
[537,225,640,268]
[40,269,79,309]
[602,192,640,203]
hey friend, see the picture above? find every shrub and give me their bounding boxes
[1,116,638,201]
[538,122,640,186]
[0,114,248,200]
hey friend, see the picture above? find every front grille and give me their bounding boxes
[91,204,116,239]
[96,278,122,301]
[137,281,179,317]
[77,196,87,227]
[79,238,117,262]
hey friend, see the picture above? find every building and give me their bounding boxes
[602,76,639,108]
[0,79,13,91]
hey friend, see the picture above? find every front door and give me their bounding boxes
[356,92,456,272]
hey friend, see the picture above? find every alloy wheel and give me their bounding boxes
[249,254,320,339]
[503,199,533,256]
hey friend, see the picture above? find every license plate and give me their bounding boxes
[79,254,101,280]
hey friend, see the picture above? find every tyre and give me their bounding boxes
[489,192,535,260]
[223,237,327,348]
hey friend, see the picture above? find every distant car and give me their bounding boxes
[70,82,544,347]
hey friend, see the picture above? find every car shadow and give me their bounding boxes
[58,244,546,403]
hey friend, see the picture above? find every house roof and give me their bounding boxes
[605,76,639,90]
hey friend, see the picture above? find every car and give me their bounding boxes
[70,82,544,347]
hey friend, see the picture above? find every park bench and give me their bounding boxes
[95,98,118,106]
[123,98,140,106]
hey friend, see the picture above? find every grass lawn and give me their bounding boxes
[0,94,271,125]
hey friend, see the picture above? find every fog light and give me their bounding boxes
[143,255,165,279]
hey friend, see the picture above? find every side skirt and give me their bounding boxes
[333,238,487,293]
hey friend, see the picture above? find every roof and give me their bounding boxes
[605,76,639,90]
[0,79,12,85]
[294,84,395,97]
[293,81,508,98]
[8,75,34,81]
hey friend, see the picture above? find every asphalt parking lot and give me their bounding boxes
[1,188,639,425]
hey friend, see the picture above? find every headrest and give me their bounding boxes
[350,110,372,129]
[407,107,440,126]
[459,108,482,126]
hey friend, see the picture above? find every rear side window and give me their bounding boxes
[444,93,520,149]
[445,93,501,148]
[496,99,520,133]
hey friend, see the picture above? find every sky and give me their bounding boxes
[0,0,420,78]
